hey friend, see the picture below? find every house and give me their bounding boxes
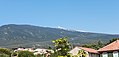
[34,48,54,55]
[69,46,99,57]
[98,40,119,57]
[14,47,54,55]
[34,48,48,55]
[14,48,34,52]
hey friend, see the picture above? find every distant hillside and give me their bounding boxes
[0,24,119,48]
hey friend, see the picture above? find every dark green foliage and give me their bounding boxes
[82,44,97,49]
[0,54,9,57]
[106,38,119,45]
[18,51,35,57]
[48,46,52,49]
[0,48,11,57]
[50,53,58,57]
[82,38,119,50]
[35,54,46,57]
[12,51,17,56]
[82,41,104,50]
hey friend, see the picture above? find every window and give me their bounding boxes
[102,52,108,57]
[113,51,118,57]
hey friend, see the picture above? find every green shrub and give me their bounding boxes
[12,52,17,56]
[0,48,11,57]
[35,54,46,57]
[0,54,9,57]
[18,51,35,57]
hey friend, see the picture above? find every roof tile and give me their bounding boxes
[79,47,98,54]
[98,40,119,52]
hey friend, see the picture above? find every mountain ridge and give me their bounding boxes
[0,24,119,48]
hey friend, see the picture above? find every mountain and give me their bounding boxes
[0,24,119,48]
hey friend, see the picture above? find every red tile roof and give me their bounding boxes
[98,40,119,52]
[79,47,98,54]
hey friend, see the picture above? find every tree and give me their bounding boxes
[71,50,87,57]
[0,48,11,57]
[77,50,87,57]
[18,51,35,57]
[0,54,9,57]
[12,51,17,57]
[96,40,104,49]
[82,40,104,50]
[52,37,71,56]
[106,38,119,45]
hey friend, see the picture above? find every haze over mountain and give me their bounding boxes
[0,24,119,48]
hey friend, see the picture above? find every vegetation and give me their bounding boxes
[0,38,119,57]
[77,50,87,57]
[0,48,11,57]
[69,50,87,57]
[0,24,119,48]
[82,40,104,50]
[18,51,35,57]
[0,54,9,57]
[106,38,119,45]
[52,37,71,56]
[82,38,119,50]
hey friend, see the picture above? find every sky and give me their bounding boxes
[0,0,119,34]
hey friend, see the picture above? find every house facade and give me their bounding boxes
[69,47,99,57]
[70,40,119,57]
[98,40,119,57]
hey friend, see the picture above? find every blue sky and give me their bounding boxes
[0,0,119,34]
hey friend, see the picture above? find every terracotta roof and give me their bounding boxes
[98,40,119,52]
[79,47,98,54]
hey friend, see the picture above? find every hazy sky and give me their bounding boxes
[0,0,119,34]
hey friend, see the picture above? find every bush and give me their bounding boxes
[12,52,17,56]
[35,54,46,57]
[18,51,35,57]
[0,48,11,57]
[0,54,9,57]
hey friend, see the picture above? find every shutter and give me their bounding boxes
[108,53,113,57]
[100,54,102,57]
